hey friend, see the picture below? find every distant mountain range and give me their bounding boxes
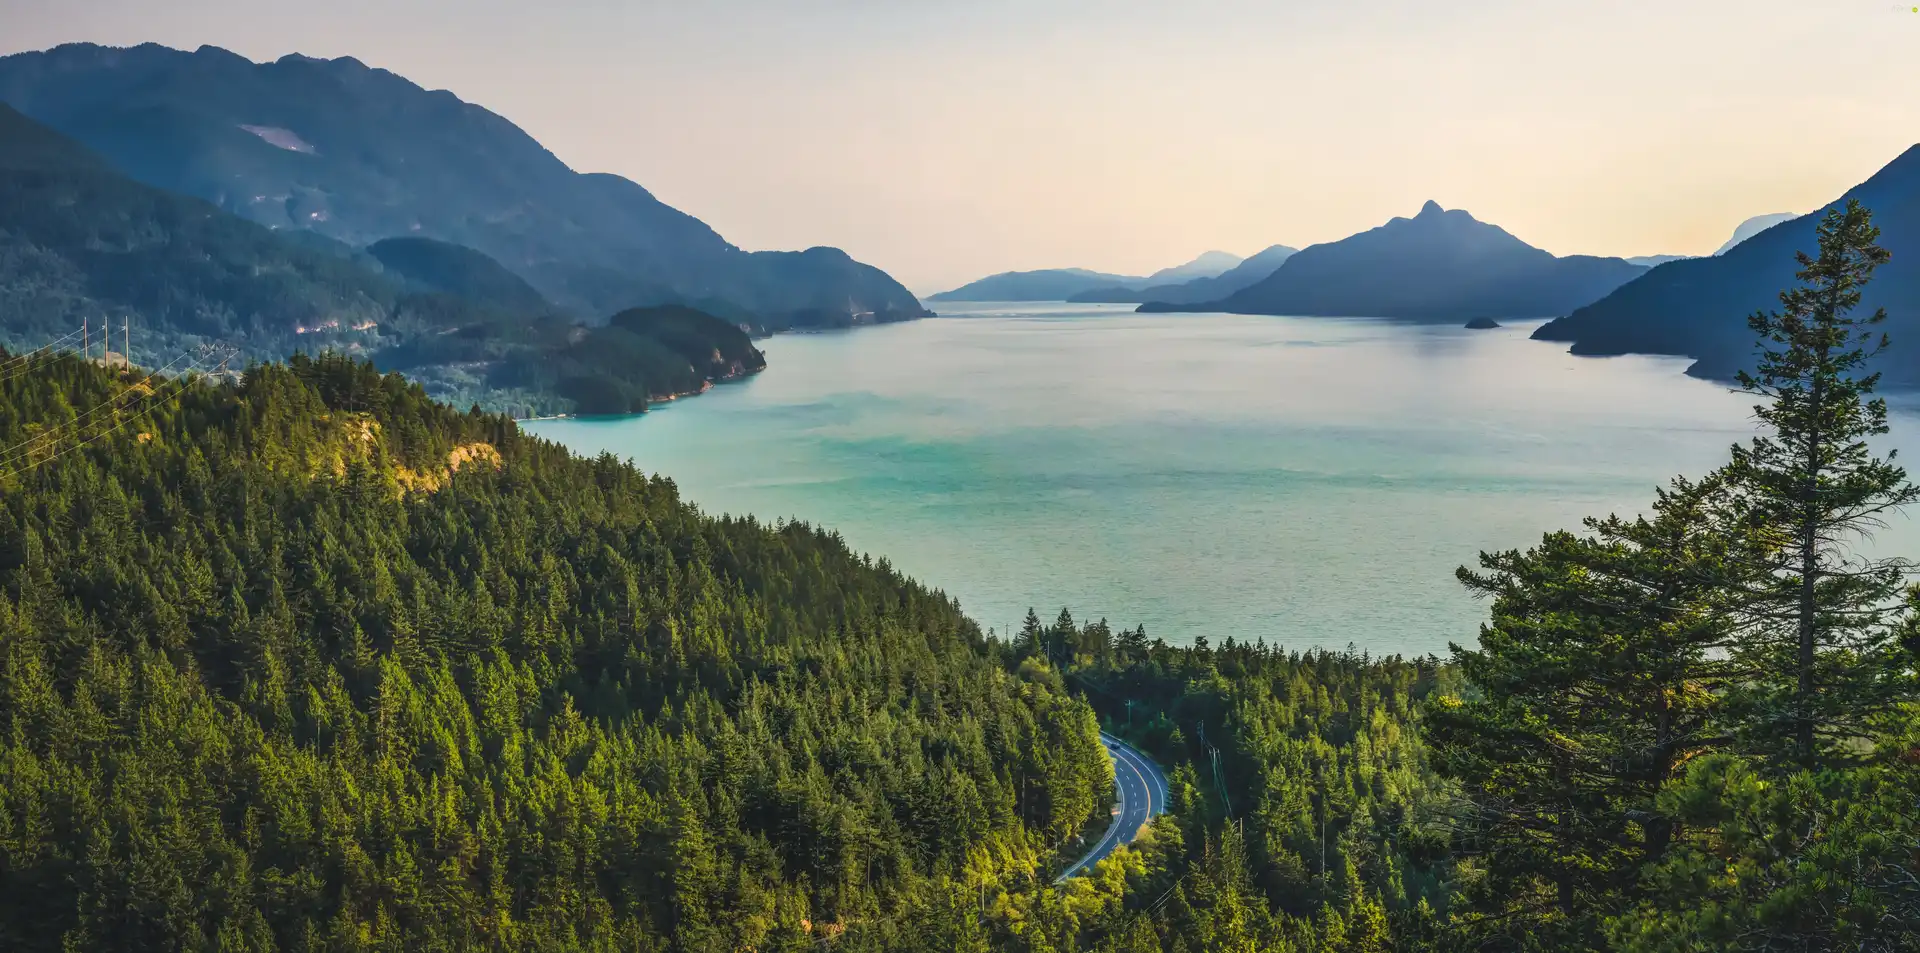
[929,251,1242,301]
[0,42,929,326]
[1070,244,1300,305]
[1533,146,1920,385]
[0,102,761,415]
[1143,250,1243,284]
[928,268,1145,302]
[1569,215,1798,270]
[1142,201,1647,321]
[1714,212,1798,255]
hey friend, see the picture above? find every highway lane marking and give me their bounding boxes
[1063,744,1127,879]
[1110,737,1155,825]
[1119,738,1169,817]
[1058,735,1167,883]
[1059,736,1137,882]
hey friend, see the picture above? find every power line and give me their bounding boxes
[0,326,86,365]
[0,327,89,385]
[0,345,200,466]
[6,374,200,476]
[0,345,214,472]
[0,353,214,479]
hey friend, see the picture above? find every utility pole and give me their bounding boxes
[123,316,130,369]
[82,317,88,363]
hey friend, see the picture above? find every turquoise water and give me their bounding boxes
[527,302,1920,658]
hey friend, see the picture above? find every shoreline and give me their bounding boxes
[517,366,762,423]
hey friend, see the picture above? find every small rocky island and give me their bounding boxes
[1464,317,1501,329]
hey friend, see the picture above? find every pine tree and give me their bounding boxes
[1015,607,1045,658]
[1430,474,1744,948]
[1722,198,1918,769]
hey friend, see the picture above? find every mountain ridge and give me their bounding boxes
[1532,145,1920,384]
[0,41,930,327]
[1069,243,1300,305]
[1142,201,1646,320]
[0,102,763,415]
[1715,212,1798,255]
[930,251,1243,302]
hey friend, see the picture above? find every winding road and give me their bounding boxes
[1056,731,1170,882]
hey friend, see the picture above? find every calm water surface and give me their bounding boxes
[528,303,1920,657]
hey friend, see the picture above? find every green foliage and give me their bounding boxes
[0,102,401,352]
[608,306,764,377]
[1609,748,1920,952]
[485,306,769,416]
[1532,147,1920,386]
[1031,606,1458,952]
[0,353,1108,951]
[1428,475,1745,948]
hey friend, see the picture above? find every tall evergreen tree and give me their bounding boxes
[1722,198,1918,769]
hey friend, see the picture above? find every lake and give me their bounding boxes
[527,302,1920,658]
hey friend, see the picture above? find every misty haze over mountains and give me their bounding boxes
[927,250,1246,302]
[0,42,930,327]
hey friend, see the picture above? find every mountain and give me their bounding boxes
[367,236,552,313]
[458,303,766,415]
[1715,212,1798,255]
[929,267,1149,302]
[0,100,403,351]
[930,251,1245,302]
[1144,202,1646,321]
[0,102,757,415]
[0,42,930,326]
[1627,254,1691,267]
[1143,249,1242,284]
[1532,146,1920,384]
[1070,244,1299,304]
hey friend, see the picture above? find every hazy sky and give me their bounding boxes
[5,0,1918,293]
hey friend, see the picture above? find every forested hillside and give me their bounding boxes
[0,103,762,416]
[0,352,1110,951]
[366,237,552,313]
[1029,619,1461,952]
[2,200,1918,953]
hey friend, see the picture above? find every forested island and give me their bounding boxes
[0,204,1916,952]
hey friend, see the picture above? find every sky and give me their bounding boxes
[4,0,1918,294]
